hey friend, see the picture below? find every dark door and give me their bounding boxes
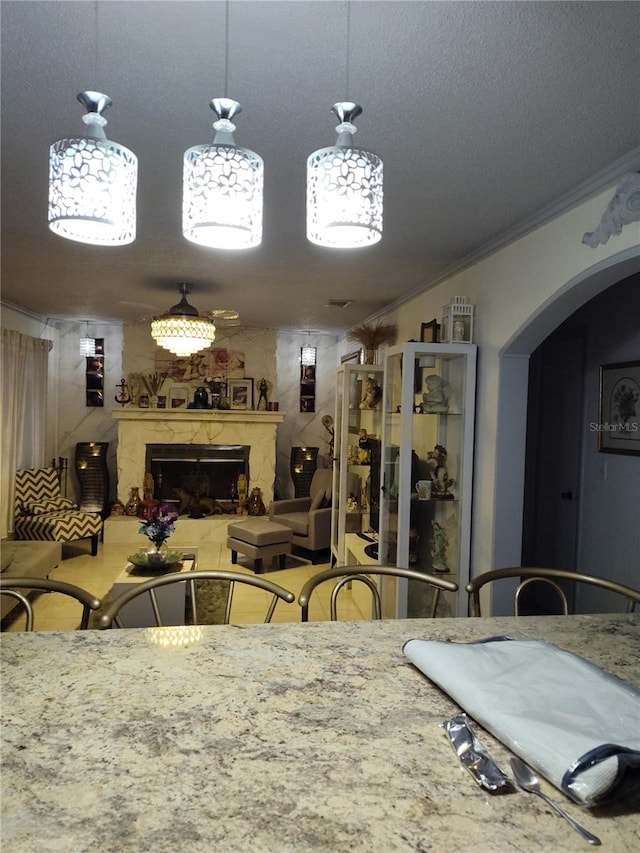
[521,327,586,613]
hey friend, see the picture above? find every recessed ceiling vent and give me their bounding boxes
[325,299,353,309]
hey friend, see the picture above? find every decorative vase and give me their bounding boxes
[125,487,141,517]
[246,487,266,516]
[146,541,170,566]
[194,386,209,408]
[363,348,376,364]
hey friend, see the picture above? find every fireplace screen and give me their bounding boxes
[145,444,250,515]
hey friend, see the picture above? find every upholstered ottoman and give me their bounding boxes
[227,519,293,573]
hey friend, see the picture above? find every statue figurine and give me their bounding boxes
[257,378,269,410]
[422,374,449,413]
[143,471,155,501]
[359,376,382,410]
[426,444,454,499]
[430,520,450,573]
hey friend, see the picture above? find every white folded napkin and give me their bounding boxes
[403,636,640,805]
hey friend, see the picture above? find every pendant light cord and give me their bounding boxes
[224,0,229,98]
[345,1,351,101]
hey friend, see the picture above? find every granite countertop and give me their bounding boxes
[2,613,639,852]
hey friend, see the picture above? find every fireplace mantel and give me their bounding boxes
[112,408,284,504]
[112,409,284,425]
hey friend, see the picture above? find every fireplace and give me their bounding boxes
[146,444,249,513]
[112,409,284,508]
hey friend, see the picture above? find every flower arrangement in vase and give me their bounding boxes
[348,322,396,364]
[129,503,181,567]
[138,372,167,407]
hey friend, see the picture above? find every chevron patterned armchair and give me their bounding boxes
[14,467,102,556]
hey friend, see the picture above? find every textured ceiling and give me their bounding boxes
[1,1,639,333]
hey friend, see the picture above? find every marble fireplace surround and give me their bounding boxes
[112,409,284,505]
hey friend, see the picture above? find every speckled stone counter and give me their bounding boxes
[2,614,639,852]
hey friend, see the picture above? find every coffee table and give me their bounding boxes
[108,550,197,627]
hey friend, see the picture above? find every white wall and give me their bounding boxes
[372,187,640,596]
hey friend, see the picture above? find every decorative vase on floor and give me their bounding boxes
[246,487,266,516]
[125,487,141,516]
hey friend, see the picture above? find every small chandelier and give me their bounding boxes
[48,92,137,245]
[79,321,95,357]
[150,284,216,358]
[182,98,263,250]
[307,102,383,249]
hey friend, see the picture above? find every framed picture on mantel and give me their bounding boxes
[228,378,254,410]
[169,386,189,410]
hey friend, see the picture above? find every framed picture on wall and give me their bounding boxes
[228,378,254,410]
[598,361,640,455]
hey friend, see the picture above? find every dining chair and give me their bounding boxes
[465,567,640,617]
[98,570,296,628]
[0,577,102,630]
[298,564,458,622]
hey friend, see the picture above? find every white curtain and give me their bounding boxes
[1,329,53,537]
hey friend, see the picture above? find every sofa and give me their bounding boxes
[1,540,62,620]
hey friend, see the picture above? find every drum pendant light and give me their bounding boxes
[48,91,137,245]
[182,98,264,249]
[306,101,383,248]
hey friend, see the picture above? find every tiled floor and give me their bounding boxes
[2,540,373,632]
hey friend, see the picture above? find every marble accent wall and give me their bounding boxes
[55,320,123,504]
[113,410,284,505]
[275,332,338,499]
[51,320,338,506]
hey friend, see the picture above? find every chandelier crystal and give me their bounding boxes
[48,92,137,245]
[307,102,383,249]
[150,284,216,357]
[183,98,263,250]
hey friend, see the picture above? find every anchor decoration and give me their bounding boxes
[115,379,131,407]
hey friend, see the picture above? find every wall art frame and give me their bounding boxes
[598,360,640,455]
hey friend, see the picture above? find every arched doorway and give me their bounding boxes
[490,248,640,615]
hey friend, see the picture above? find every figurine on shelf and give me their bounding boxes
[256,378,269,410]
[346,495,359,512]
[359,377,382,410]
[426,444,455,499]
[422,374,449,413]
[430,520,450,573]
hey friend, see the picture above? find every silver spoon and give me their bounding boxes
[510,757,601,846]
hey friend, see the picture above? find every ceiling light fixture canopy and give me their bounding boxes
[307,102,383,249]
[182,98,264,250]
[48,91,137,245]
[150,283,216,357]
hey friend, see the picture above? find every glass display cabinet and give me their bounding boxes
[331,364,384,566]
[379,343,477,618]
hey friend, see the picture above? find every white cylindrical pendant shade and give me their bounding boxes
[48,136,137,245]
[307,146,383,248]
[183,144,263,249]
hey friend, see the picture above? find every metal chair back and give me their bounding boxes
[0,577,101,630]
[299,564,458,621]
[98,569,295,628]
[465,567,640,616]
